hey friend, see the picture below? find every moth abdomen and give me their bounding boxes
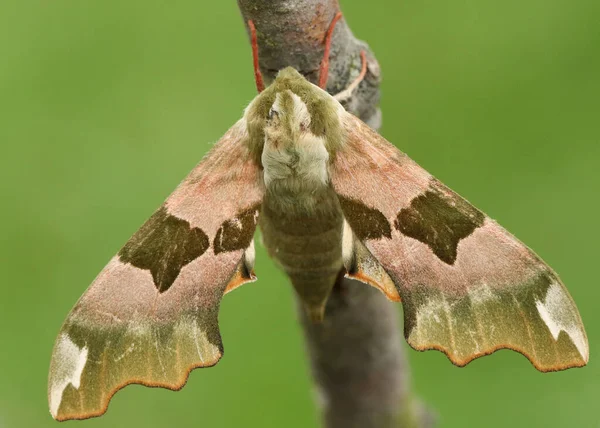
[260,184,345,322]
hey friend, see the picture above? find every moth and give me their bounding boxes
[48,13,588,421]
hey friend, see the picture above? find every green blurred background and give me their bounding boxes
[1,0,598,427]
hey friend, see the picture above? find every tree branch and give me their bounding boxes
[238,0,380,127]
[237,1,435,426]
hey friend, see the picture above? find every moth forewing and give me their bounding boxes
[330,112,588,371]
[48,119,264,421]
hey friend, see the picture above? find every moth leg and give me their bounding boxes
[248,20,265,93]
[333,50,368,103]
[318,11,343,89]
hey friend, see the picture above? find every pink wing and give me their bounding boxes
[48,119,263,420]
[331,113,588,372]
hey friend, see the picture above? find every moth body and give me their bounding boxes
[260,192,343,322]
[256,84,346,321]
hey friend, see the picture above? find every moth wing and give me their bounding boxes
[331,113,588,372]
[48,119,263,421]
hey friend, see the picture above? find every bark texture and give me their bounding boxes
[237,1,435,427]
[238,0,381,128]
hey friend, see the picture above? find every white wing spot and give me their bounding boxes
[412,298,446,343]
[535,281,588,361]
[49,334,89,418]
[245,239,256,271]
[192,321,205,363]
[114,343,135,362]
[154,332,167,377]
[341,220,354,268]
[127,315,151,337]
[468,283,499,305]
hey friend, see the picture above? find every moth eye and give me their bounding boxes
[299,119,309,132]
[268,107,279,120]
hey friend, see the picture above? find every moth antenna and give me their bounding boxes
[248,20,265,93]
[318,11,343,90]
[334,50,368,103]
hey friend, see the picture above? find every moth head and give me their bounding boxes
[264,90,311,148]
[260,89,330,189]
[244,67,344,165]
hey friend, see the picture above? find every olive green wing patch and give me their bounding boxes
[48,254,257,421]
[400,270,587,371]
[331,112,588,372]
[48,119,263,420]
[48,256,226,421]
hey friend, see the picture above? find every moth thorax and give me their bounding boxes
[261,90,330,207]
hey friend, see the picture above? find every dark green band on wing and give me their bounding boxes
[400,271,586,371]
[52,307,222,420]
[213,205,260,254]
[118,206,210,293]
[338,195,392,241]
[394,185,484,264]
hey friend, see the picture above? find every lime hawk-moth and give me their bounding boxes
[48,13,588,421]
